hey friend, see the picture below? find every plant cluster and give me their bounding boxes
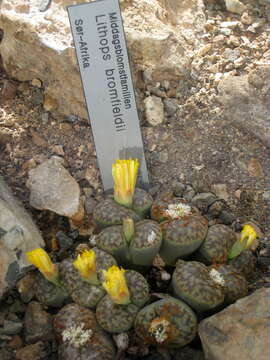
[26,159,257,352]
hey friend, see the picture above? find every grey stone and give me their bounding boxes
[0,320,23,335]
[30,90,43,106]
[27,157,80,217]
[182,185,196,201]
[0,177,44,300]
[218,65,270,148]
[211,184,229,201]
[172,182,186,197]
[225,0,246,14]
[55,231,73,251]
[191,193,217,212]
[262,191,270,201]
[199,288,270,360]
[223,48,240,62]
[219,210,235,225]
[84,197,98,215]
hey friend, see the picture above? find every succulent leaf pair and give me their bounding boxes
[96,218,162,269]
[172,260,248,312]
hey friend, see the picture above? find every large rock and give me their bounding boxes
[27,157,80,217]
[0,0,205,118]
[0,176,44,299]
[199,288,270,360]
[218,65,270,148]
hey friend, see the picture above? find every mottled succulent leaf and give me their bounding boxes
[93,199,140,229]
[197,224,237,264]
[134,297,197,348]
[160,215,208,265]
[172,260,225,312]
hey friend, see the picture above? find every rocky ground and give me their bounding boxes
[0,0,270,359]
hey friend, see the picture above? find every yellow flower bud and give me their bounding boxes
[228,224,257,260]
[240,224,257,248]
[26,248,59,285]
[102,266,130,305]
[112,159,139,208]
[73,250,99,285]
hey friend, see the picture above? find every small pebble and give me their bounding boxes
[182,185,196,201]
[172,182,186,197]
[144,96,164,126]
[17,274,36,303]
[8,335,23,350]
[41,112,49,124]
[225,0,246,14]
[31,79,42,88]
[219,210,235,225]
[55,231,73,251]
[1,80,18,101]
[0,320,23,335]
[241,12,253,25]
[208,201,224,217]
[43,94,58,112]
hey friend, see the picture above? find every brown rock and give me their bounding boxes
[1,79,18,101]
[16,273,36,303]
[43,93,58,112]
[30,129,47,148]
[247,157,263,178]
[199,288,270,360]
[15,342,47,360]
[24,302,53,343]
[8,335,23,349]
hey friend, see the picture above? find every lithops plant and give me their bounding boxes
[134,297,197,348]
[34,272,69,308]
[93,198,141,229]
[96,217,162,269]
[209,264,248,304]
[93,159,153,229]
[54,303,115,360]
[59,248,117,309]
[197,224,237,265]
[228,224,257,260]
[26,248,60,286]
[151,195,208,265]
[229,250,256,278]
[26,248,69,307]
[172,260,225,312]
[96,266,149,333]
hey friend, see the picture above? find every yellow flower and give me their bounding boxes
[240,224,257,248]
[73,250,99,285]
[228,224,257,259]
[112,159,139,208]
[26,248,59,285]
[102,266,130,305]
